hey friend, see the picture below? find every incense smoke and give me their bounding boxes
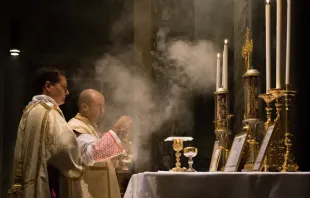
[90,26,218,171]
[70,0,223,171]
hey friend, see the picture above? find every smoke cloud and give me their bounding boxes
[69,0,228,171]
[90,26,218,171]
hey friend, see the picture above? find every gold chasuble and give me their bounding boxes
[68,113,122,198]
[8,96,83,198]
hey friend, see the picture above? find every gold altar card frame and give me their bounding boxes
[252,123,277,171]
[209,140,221,172]
[224,132,248,172]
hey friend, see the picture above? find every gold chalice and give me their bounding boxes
[164,136,193,172]
[171,139,187,172]
[184,147,198,172]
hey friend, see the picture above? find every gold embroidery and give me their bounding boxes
[54,106,64,117]
[8,103,38,198]
[39,102,52,110]
[39,102,64,117]
[9,101,69,198]
[34,109,51,198]
[74,114,99,138]
[73,126,94,135]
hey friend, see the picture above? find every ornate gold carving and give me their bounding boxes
[242,27,253,71]
[281,88,299,172]
[8,104,38,198]
[34,109,51,198]
[258,94,275,130]
[214,88,232,170]
[171,139,186,172]
[263,88,286,172]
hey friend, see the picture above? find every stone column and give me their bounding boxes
[233,0,248,134]
[133,0,153,172]
[134,0,153,76]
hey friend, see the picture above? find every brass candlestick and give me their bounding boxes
[258,93,276,130]
[281,85,299,172]
[242,68,263,171]
[214,88,232,171]
[240,28,264,171]
[267,88,286,171]
[258,93,276,171]
[269,88,285,140]
[269,89,285,123]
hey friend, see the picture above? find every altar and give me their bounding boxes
[124,172,310,198]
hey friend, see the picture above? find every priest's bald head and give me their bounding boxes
[78,89,105,123]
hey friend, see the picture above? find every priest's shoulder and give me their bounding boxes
[22,102,51,114]
[23,102,60,117]
[68,118,90,135]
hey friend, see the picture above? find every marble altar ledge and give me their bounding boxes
[124,172,310,198]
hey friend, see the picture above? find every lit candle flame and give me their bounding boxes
[266,0,270,3]
[217,53,220,58]
[224,39,228,44]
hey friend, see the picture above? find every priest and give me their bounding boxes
[68,89,132,198]
[8,67,84,198]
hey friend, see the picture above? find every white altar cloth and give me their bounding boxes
[124,171,310,198]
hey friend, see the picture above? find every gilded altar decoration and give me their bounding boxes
[252,123,277,171]
[266,88,286,172]
[213,88,233,171]
[281,87,299,172]
[242,27,253,72]
[165,137,193,172]
[240,28,264,171]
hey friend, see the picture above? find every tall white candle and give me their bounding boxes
[276,0,282,89]
[222,39,228,89]
[266,0,271,92]
[216,53,221,90]
[285,0,291,85]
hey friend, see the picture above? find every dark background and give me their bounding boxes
[0,0,308,197]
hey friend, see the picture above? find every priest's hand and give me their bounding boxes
[111,116,132,139]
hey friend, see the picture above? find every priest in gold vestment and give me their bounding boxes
[8,68,84,198]
[68,89,132,198]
